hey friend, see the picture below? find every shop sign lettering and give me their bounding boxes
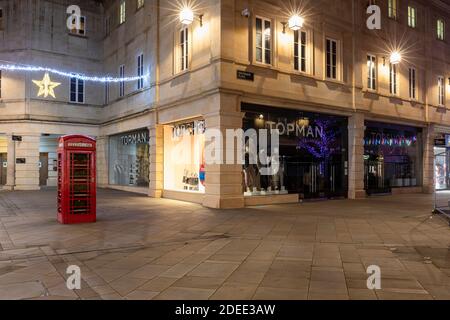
[365,132,417,147]
[121,131,149,145]
[67,142,93,148]
[265,121,324,139]
[172,120,205,138]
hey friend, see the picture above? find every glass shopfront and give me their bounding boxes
[434,134,450,190]
[364,121,422,194]
[242,104,348,200]
[163,120,206,193]
[109,129,150,188]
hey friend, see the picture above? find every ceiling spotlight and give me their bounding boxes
[288,15,304,31]
[390,51,402,65]
[180,8,194,25]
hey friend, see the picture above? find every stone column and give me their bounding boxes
[96,136,109,187]
[348,113,366,199]
[422,124,435,194]
[202,105,245,209]
[5,134,16,190]
[149,125,163,198]
[14,134,40,191]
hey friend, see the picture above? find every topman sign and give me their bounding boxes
[121,131,149,145]
[265,121,324,139]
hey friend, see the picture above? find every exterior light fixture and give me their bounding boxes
[180,8,194,25]
[390,51,402,65]
[288,15,304,31]
[281,22,287,34]
[180,8,203,27]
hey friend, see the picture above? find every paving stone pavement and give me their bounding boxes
[0,188,449,300]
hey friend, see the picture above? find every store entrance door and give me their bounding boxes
[39,153,49,186]
[0,153,7,186]
[287,160,345,199]
[364,159,391,195]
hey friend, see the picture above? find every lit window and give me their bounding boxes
[438,76,445,106]
[70,76,85,103]
[408,67,416,100]
[119,1,126,25]
[69,15,86,36]
[137,54,144,90]
[326,38,338,80]
[367,54,377,90]
[388,0,397,19]
[255,17,272,65]
[137,0,144,10]
[119,65,125,97]
[294,30,308,73]
[180,27,189,71]
[408,6,416,28]
[437,19,445,40]
[389,63,398,95]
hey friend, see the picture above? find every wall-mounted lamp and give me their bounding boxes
[281,22,287,34]
[180,8,203,27]
[288,14,304,31]
[390,51,402,65]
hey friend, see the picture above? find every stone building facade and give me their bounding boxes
[0,0,449,208]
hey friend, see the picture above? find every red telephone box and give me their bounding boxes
[57,135,96,224]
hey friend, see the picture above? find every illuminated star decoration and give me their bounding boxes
[32,72,61,98]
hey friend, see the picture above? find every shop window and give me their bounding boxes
[119,65,125,97]
[367,54,377,90]
[119,0,126,25]
[137,54,144,90]
[437,19,445,40]
[70,76,84,103]
[242,104,349,200]
[294,30,308,73]
[408,67,416,100]
[364,122,422,194]
[388,0,397,19]
[389,63,398,95]
[164,121,206,193]
[408,6,417,28]
[109,130,150,187]
[255,17,272,65]
[438,76,445,106]
[326,38,338,80]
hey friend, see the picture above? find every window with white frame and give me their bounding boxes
[119,0,126,25]
[119,65,125,97]
[326,38,338,80]
[408,67,416,100]
[408,6,416,28]
[179,27,189,72]
[70,76,85,103]
[389,63,398,95]
[255,17,272,65]
[137,0,144,10]
[437,19,445,40]
[69,15,85,36]
[294,30,308,73]
[367,54,377,90]
[137,54,144,90]
[388,0,397,19]
[438,76,445,106]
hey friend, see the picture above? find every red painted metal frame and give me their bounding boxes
[57,135,96,224]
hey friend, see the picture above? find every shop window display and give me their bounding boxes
[109,130,150,187]
[164,120,205,193]
[242,104,348,200]
[364,122,422,194]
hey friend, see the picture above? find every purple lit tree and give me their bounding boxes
[297,119,338,160]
